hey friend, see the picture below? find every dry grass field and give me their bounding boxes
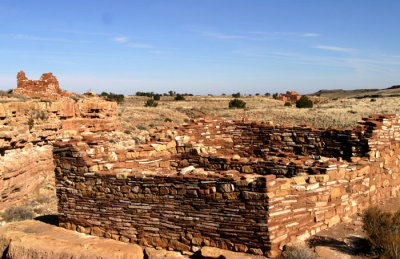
[118,95,400,131]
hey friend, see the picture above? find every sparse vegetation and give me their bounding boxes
[229,98,246,109]
[118,95,400,132]
[27,117,34,130]
[100,92,125,103]
[164,117,172,122]
[232,92,241,98]
[136,91,156,97]
[363,206,400,258]
[2,205,34,222]
[174,94,185,101]
[0,90,28,101]
[144,99,158,107]
[296,96,313,108]
[284,102,292,107]
[136,124,148,131]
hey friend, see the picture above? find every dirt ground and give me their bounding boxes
[118,95,400,133]
[307,196,400,259]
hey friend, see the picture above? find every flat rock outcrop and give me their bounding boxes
[0,220,143,259]
[0,145,53,210]
[0,83,118,213]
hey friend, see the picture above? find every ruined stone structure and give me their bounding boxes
[54,113,400,256]
[277,91,302,102]
[0,97,118,211]
[13,71,70,100]
[3,72,400,256]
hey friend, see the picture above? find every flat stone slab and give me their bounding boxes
[0,220,143,259]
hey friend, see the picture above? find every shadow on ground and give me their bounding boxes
[308,235,370,256]
[34,214,58,226]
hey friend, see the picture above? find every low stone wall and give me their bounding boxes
[176,117,368,161]
[55,158,270,254]
[54,114,400,256]
[0,145,54,210]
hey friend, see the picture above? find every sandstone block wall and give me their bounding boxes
[176,117,368,161]
[55,158,270,254]
[0,96,118,211]
[54,113,400,256]
[13,71,69,100]
[276,91,302,102]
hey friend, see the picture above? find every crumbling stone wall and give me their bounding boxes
[54,114,400,256]
[0,97,118,211]
[13,71,69,100]
[276,91,302,102]
[176,118,368,161]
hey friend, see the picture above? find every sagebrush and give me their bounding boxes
[363,206,400,258]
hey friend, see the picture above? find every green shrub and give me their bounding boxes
[284,102,292,107]
[232,92,241,98]
[27,117,34,130]
[2,206,34,222]
[363,207,400,258]
[100,92,124,103]
[144,99,158,107]
[296,96,313,108]
[136,124,148,131]
[136,91,155,97]
[272,93,278,99]
[153,94,161,101]
[370,98,376,102]
[164,117,172,122]
[265,92,271,97]
[229,98,246,109]
[174,94,185,101]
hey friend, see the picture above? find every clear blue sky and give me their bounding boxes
[1,0,400,95]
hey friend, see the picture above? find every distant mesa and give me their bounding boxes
[13,70,71,100]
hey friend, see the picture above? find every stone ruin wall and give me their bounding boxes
[0,97,118,211]
[276,91,302,102]
[13,71,70,100]
[54,114,400,256]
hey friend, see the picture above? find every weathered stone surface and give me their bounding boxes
[0,145,53,211]
[144,247,188,259]
[200,246,266,259]
[0,220,143,259]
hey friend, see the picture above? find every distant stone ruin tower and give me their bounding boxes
[14,70,69,100]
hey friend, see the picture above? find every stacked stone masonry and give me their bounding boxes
[0,96,118,211]
[13,71,70,100]
[54,113,400,256]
